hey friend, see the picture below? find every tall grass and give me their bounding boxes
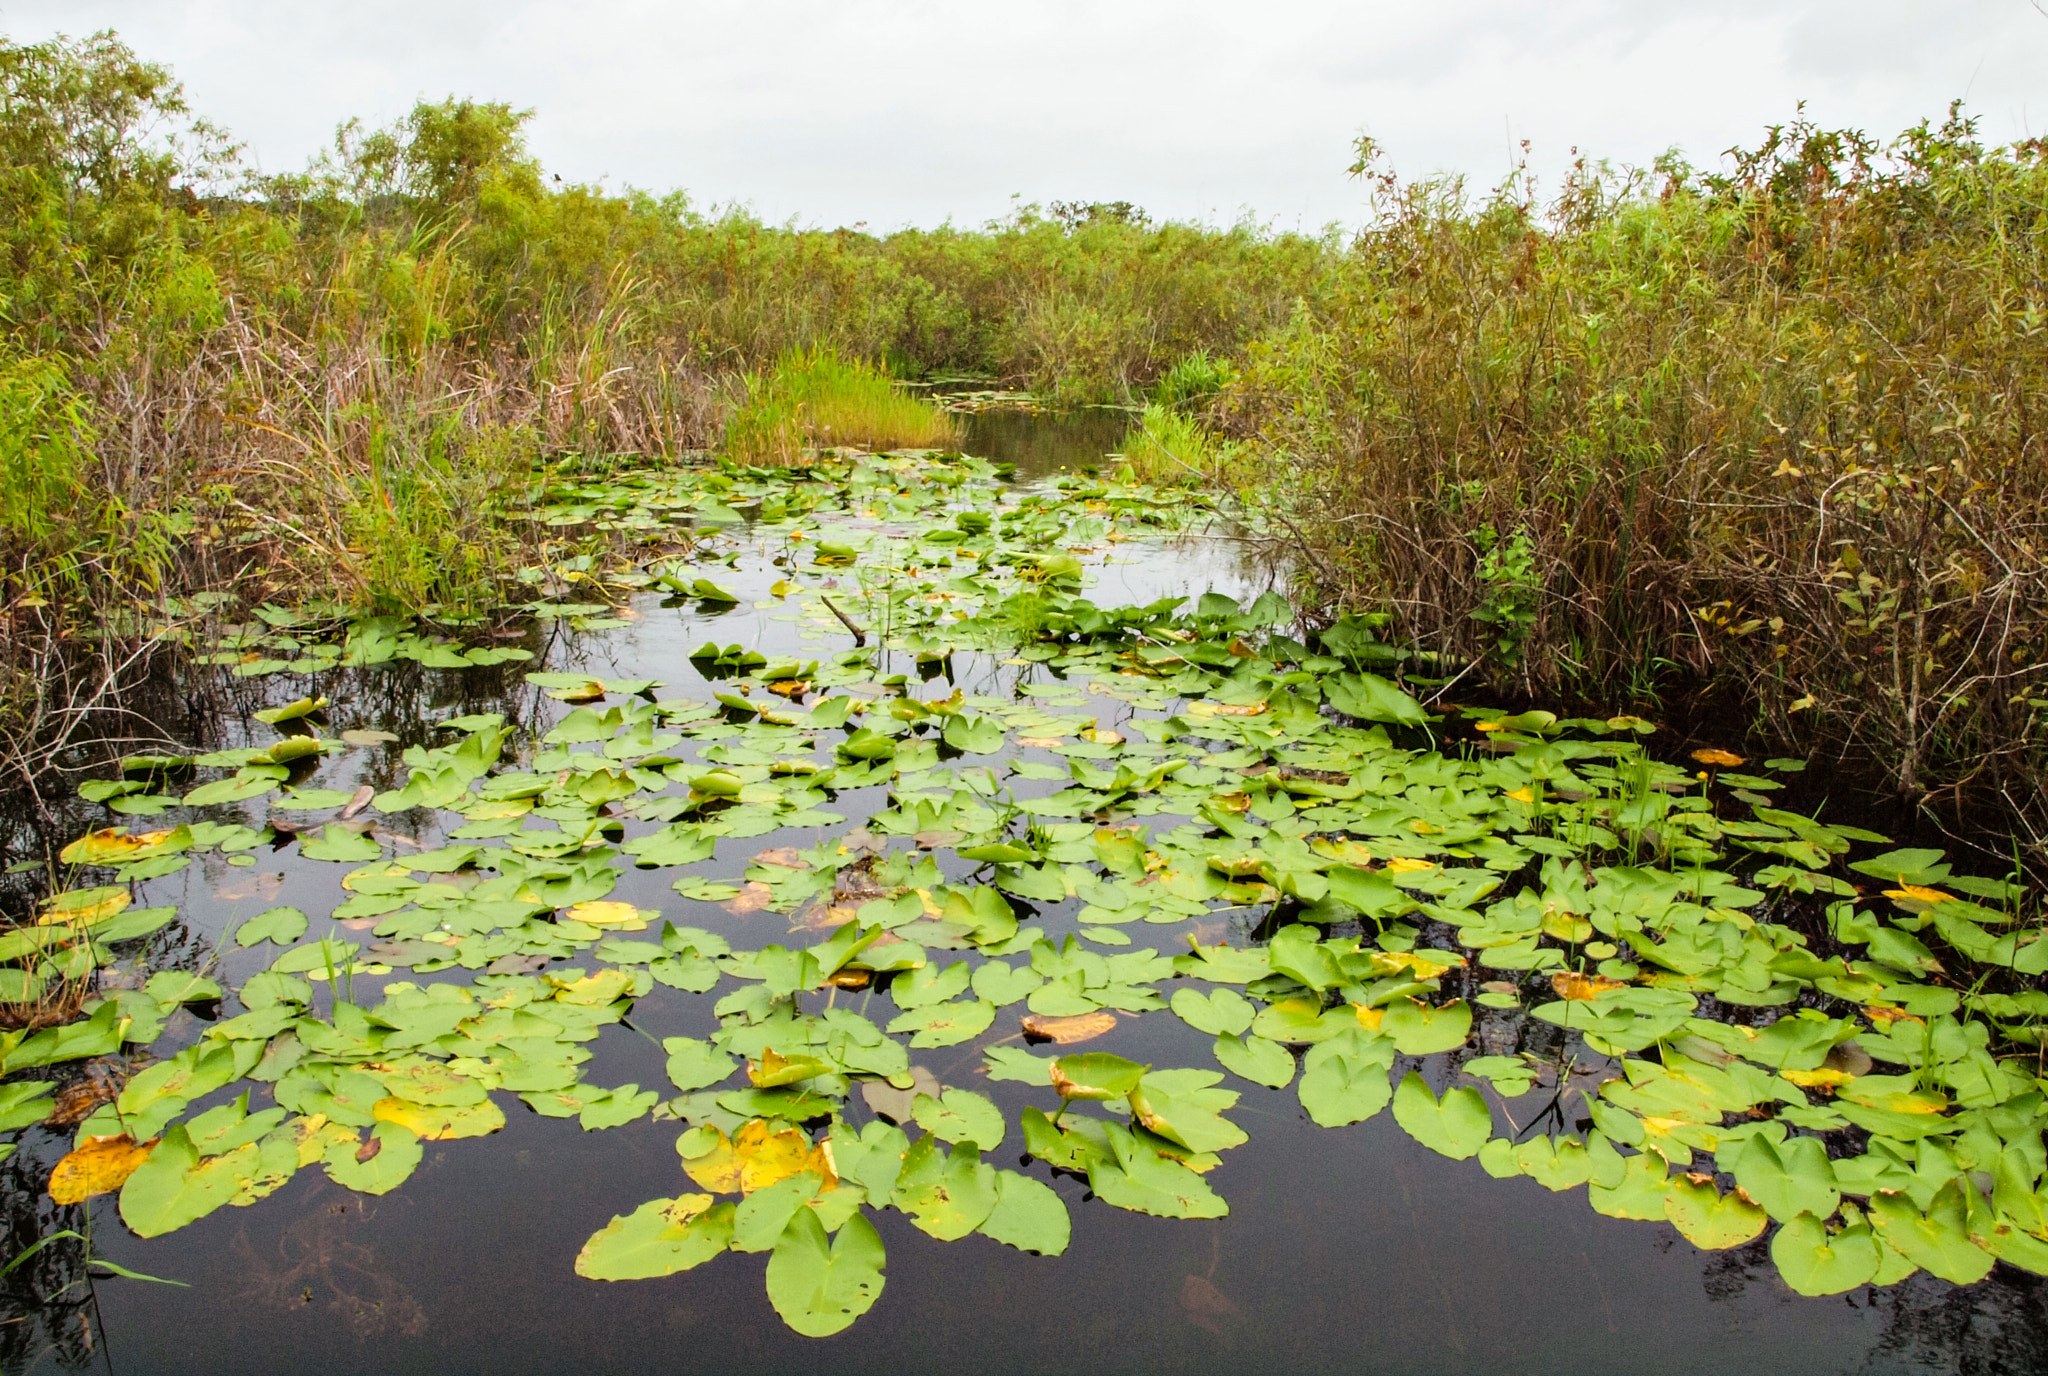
[725,349,957,463]
[1219,114,2048,837]
[1118,404,1242,490]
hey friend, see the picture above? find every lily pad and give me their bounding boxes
[576,1196,734,1280]
[1213,1033,1295,1089]
[912,1089,1005,1151]
[1390,1072,1492,1160]
[1664,1173,1768,1249]
[765,1207,887,1338]
[1771,1212,1882,1296]
[1298,1029,1394,1126]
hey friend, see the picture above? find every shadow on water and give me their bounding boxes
[2,412,2045,1375]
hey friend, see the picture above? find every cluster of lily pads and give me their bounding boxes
[7,449,2048,1335]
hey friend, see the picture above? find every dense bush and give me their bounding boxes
[1217,116,2048,832]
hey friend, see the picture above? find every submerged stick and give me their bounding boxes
[819,593,866,646]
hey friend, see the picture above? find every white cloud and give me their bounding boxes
[3,0,2044,228]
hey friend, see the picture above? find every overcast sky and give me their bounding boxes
[3,1,2044,230]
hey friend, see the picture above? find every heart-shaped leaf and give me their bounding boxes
[765,1207,886,1338]
[1664,1173,1768,1249]
[1171,986,1255,1037]
[1391,1072,1492,1159]
[1213,1033,1294,1089]
[1297,1029,1393,1125]
[1771,1212,1881,1296]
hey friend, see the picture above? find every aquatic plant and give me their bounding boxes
[1,454,2043,1338]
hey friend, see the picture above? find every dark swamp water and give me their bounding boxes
[2,411,2044,1376]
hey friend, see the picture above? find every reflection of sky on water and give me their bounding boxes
[29,426,2046,1374]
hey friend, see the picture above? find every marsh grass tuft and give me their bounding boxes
[725,350,958,463]
[1118,404,1248,491]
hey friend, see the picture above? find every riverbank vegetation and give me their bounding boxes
[1206,118,2048,842]
[6,27,2048,848]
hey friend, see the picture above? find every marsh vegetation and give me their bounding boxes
[3,26,2048,1374]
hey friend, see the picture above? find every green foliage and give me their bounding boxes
[1228,110,2048,808]
[1118,403,1246,490]
[725,349,956,463]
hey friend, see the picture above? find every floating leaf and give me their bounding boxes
[912,1089,1005,1151]
[1390,1072,1492,1160]
[1298,1029,1393,1126]
[1771,1212,1881,1296]
[1086,1122,1228,1219]
[1732,1133,1839,1224]
[1664,1173,1768,1250]
[49,1134,154,1205]
[886,998,996,1048]
[765,1207,886,1338]
[1868,1182,1994,1284]
[1050,1053,1148,1103]
[576,1196,733,1280]
[1378,998,1472,1055]
[1170,986,1255,1037]
[323,1122,423,1195]
[1213,1033,1295,1089]
[235,906,308,948]
[891,1136,998,1240]
[119,1125,246,1237]
[980,1169,1071,1255]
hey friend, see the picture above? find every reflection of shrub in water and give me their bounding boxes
[0,1149,98,1370]
[1699,1234,2048,1368]
[230,1188,428,1339]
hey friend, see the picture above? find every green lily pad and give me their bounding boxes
[323,1122,423,1195]
[1771,1212,1882,1296]
[300,824,383,863]
[1170,985,1255,1037]
[1391,1072,1492,1160]
[1050,1052,1148,1102]
[235,906,309,947]
[1587,1149,1672,1220]
[731,1172,825,1252]
[1297,1029,1394,1126]
[891,1136,999,1240]
[663,1037,738,1093]
[1213,1032,1295,1089]
[885,998,996,1048]
[765,1207,886,1339]
[1378,998,1472,1055]
[1515,1135,1597,1193]
[1086,1122,1228,1219]
[1868,1181,1994,1284]
[912,1089,1005,1151]
[1664,1173,1769,1249]
[1732,1133,1839,1224]
[576,1196,734,1280]
[980,1169,1071,1255]
[970,960,1044,1006]
[119,1125,249,1237]
[1128,1071,1246,1154]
